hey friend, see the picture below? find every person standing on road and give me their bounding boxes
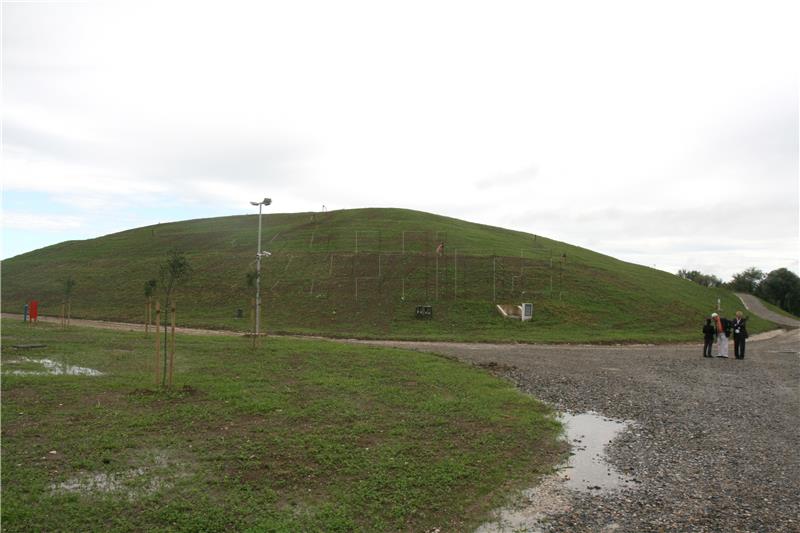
[711,312,729,358]
[702,317,716,357]
[732,311,749,359]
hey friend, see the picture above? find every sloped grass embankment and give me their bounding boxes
[0,208,777,342]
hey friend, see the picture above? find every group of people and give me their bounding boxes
[702,311,748,359]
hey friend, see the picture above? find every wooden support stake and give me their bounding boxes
[454,249,458,300]
[169,303,176,387]
[155,302,161,386]
[435,254,439,301]
[251,297,257,349]
[145,299,150,335]
[493,256,497,302]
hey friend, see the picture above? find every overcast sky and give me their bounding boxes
[2,0,798,280]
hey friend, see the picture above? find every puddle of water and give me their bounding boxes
[3,357,103,376]
[476,476,570,533]
[53,468,172,499]
[560,411,635,492]
[477,411,636,533]
[52,468,173,500]
[51,452,182,500]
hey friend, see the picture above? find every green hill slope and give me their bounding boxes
[1,208,771,342]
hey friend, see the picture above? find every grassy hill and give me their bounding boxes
[1,208,773,342]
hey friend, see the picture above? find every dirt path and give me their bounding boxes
[1,313,239,337]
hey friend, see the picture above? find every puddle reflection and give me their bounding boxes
[477,411,637,532]
[4,357,103,376]
[560,411,635,492]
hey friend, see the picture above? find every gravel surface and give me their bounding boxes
[736,293,800,329]
[355,331,800,532]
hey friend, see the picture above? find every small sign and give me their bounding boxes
[415,305,433,319]
[521,303,533,321]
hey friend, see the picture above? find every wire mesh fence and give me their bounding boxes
[255,229,571,304]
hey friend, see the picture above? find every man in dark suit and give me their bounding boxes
[732,311,749,359]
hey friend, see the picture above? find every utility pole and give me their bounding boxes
[250,198,272,340]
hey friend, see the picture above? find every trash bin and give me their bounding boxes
[23,304,29,322]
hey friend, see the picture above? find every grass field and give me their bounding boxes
[0,208,778,342]
[1,319,563,532]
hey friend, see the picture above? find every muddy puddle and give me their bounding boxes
[50,452,186,500]
[560,412,636,492]
[3,357,103,376]
[477,411,637,532]
[52,468,171,499]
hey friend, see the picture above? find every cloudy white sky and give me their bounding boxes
[2,0,798,280]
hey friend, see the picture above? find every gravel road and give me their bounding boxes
[353,331,800,532]
[736,292,800,329]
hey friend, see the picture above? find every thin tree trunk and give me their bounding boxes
[155,302,161,386]
[168,303,176,387]
[162,297,169,387]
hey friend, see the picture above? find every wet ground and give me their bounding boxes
[559,412,635,493]
[3,310,798,531]
[478,411,637,532]
[48,450,189,501]
[3,356,103,376]
[354,329,800,532]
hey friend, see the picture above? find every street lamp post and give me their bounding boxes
[250,198,272,339]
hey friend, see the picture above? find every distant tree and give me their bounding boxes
[757,268,800,316]
[245,270,258,288]
[158,250,192,386]
[726,267,765,294]
[62,276,76,325]
[63,276,76,301]
[143,279,157,333]
[159,250,192,308]
[144,278,157,299]
[677,269,723,288]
